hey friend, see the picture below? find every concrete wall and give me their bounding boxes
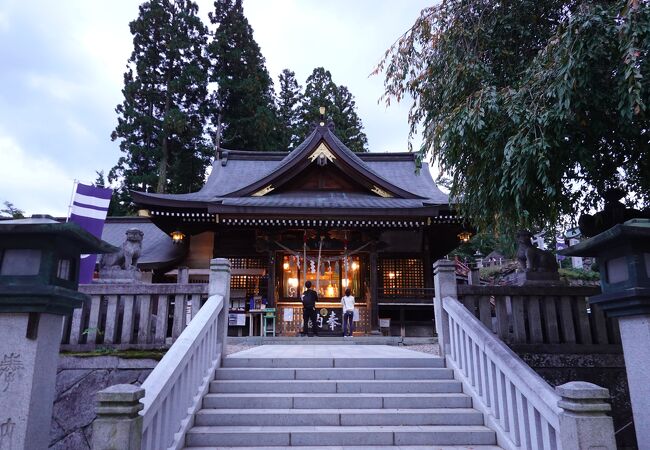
[49,356,158,450]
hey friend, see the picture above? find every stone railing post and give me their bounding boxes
[433,259,457,355]
[177,266,189,284]
[468,268,480,285]
[92,384,144,450]
[209,258,231,356]
[556,381,616,450]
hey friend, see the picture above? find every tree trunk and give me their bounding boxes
[157,136,168,193]
[156,74,173,193]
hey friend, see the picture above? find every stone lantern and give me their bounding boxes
[559,218,650,445]
[0,217,115,450]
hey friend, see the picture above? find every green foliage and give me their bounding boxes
[378,0,650,234]
[298,67,368,152]
[0,201,25,219]
[61,349,167,360]
[208,0,279,150]
[93,171,130,216]
[449,230,516,261]
[110,0,213,203]
[276,69,303,149]
[559,267,600,281]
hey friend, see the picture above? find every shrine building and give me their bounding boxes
[132,122,464,336]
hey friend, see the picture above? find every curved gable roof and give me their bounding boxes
[131,124,451,211]
[225,125,422,199]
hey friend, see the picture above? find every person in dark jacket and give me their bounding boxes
[301,281,319,336]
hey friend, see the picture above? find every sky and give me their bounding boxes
[0,0,429,217]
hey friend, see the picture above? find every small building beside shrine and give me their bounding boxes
[132,122,465,336]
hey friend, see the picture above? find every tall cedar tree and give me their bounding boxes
[94,171,130,216]
[299,67,368,152]
[208,0,279,150]
[378,0,650,233]
[276,69,303,149]
[110,0,212,204]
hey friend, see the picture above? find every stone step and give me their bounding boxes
[202,393,473,410]
[185,447,502,450]
[210,379,462,394]
[194,408,485,427]
[185,425,497,447]
[215,368,454,381]
[222,357,444,369]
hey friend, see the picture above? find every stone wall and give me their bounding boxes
[516,349,636,449]
[49,356,158,450]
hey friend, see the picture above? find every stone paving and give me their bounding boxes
[227,344,437,359]
[226,341,440,357]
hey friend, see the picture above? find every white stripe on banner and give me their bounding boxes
[74,193,111,208]
[71,204,109,220]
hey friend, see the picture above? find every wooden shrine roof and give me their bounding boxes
[132,124,451,218]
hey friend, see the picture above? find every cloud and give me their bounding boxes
[0,12,8,32]
[1,0,429,216]
[0,132,74,217]
[27,73,86,102]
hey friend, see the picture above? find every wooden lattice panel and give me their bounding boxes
[379,258,424,295]
[229,257,265,269]
[229,257,265,295]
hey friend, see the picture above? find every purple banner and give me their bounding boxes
[68,183,113,283]
[556,240,567,261]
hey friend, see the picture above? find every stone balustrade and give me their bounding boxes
[62,282,209,351]
[456,284,621,351]
[434,260,616,450]
[92,258,230,450]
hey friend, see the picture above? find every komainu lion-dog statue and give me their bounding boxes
[516,230,558,273]
[100,228,144,270]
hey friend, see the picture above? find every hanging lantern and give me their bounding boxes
[283,260,290,271]
[351,261,359,271]
[326,284,335,297]
[171,230,186,245]
[457,231,472,243]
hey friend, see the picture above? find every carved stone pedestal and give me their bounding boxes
[515,270,563,286]
[97,267,143,284]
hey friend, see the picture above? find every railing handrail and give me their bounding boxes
[79,283,209,295]
[90,259,232,450]
[140,293,223,425]
[457,284,600,296]
[444,296,562,428]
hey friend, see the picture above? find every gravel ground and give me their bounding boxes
[225,344,256,355]
[225,342,441,356]
[402,343,441,356]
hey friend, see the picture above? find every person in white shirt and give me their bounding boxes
[341,288,355,337]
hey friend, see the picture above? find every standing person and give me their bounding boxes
[341,288,355,337]
[301,281,319,336]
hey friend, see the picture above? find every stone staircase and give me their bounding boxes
[183,348,501,449]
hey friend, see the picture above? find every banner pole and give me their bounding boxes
[66,179,78,222]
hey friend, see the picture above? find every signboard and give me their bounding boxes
[283,308,294,321]
[228,313,246,326]
[313,307,343,335]
[379,318,391,328]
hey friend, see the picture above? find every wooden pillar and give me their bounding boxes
[423,231,434,289]
[267,250,276,308]
[370,243,379,332]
